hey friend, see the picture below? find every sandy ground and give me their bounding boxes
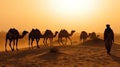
[0,39,120,67]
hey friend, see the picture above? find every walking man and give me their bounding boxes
[104,24,114,55]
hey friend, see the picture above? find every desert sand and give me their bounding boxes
[0,39,120,67]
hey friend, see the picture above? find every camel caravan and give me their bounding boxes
[5,28,99,52]
[28,29,58,48]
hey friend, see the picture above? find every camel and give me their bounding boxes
[80,31,88,43]
[5,28,28,51]
[28,29,43,49]
[43,29,58,46]
[58,29,75,45]
[89,32,99,40]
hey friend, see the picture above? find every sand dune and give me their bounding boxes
[0,39,120,67]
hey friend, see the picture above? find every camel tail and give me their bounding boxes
[28,36,30,48]
[5,36,8,51]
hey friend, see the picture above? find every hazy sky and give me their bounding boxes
[0,0,120,33]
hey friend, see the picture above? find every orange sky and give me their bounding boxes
[0,0,120,33]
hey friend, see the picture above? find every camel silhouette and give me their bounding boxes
[80,31,88,43]
[5,28,28,51]
[89,32,99,40]
[58,29,75,45]
[43,29,58,46]
[28,29,44,49]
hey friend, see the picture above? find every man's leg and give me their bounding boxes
[105,42,110,55]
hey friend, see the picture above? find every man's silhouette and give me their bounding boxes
[104,24,114,55]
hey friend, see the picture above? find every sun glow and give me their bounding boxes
[49,0,98,16]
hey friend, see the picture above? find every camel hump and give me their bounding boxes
[58,29,69,37]
[45,29,52,34]
[81,31,87,33]
[35,28,41,34]
[31,28,41,34]
[8,28,19,35]
[44,29,54,38]
[29,29,40,39]
[60,29,68,34]
[81,31,87,35]
[46,29,51,32]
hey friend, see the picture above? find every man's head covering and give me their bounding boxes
[106,24,110,27]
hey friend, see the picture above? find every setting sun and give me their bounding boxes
[49,0,98,16]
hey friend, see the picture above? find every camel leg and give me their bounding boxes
[46,38,48,46]
[51,38,53,46]
[9,40,13,51]
[58,38,62,46]
[28,38,31,49]
[13,40,15,51]
[16,39,18,51]
[5,39,8,52]
[31,39,34,49]
[43,38,45,46]
[50,38,53,46]
[43,38,48,46]
[83,39,86,44]
[61,38,64,46]
[65,38,67,45]
[36,39,40,48]
[43,38,46,46]
[68,37,72,45]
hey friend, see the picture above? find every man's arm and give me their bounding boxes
[104,29,107,41]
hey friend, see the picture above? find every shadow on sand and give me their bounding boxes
[110,54,120,64]
[37,48,70,62]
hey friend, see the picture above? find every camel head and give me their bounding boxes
[71,30,75,34]
[19,30,28,38]
[54,31,58,37]
[69,30,75,36]
[71,30,75,33]
[23,31,28,35]
[55,31,58,34]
